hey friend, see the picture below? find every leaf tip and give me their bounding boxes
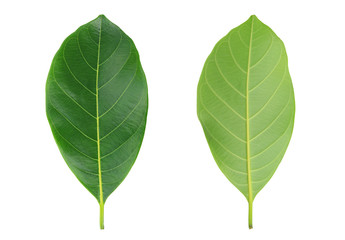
[247,15,264,28]
[97,14,107,20]
[249,15,259,21]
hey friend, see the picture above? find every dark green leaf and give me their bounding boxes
[197,15,295,228]
[46,15,148,229]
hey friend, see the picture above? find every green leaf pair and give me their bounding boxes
[46,15,295,229]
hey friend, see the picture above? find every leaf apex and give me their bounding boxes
[97,14,107,20]
[249,15,258,21]
[247,15,264,28]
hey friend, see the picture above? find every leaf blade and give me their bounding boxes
[197,15,295,228]
[46,15,148,229]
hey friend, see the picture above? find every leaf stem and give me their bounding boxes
[100,201,104,229]
[248,200,253,229]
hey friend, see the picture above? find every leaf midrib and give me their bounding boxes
[246,17,254,207]
[96,18,104,207]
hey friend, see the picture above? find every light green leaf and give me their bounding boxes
[46,15,148,229]
[197,15,295,228]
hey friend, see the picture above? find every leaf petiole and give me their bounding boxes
[248,201,253,229]
[100,201,104,229]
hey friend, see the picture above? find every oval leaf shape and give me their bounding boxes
[197,15,295,228]
[46,15,148,229]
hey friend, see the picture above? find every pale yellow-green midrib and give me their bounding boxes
[95,17,104,229]
[245,17,254,229]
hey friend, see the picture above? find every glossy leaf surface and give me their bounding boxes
[46,15,148,229]
[197,15,295,228]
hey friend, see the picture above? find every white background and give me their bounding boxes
[0,0,344,239]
